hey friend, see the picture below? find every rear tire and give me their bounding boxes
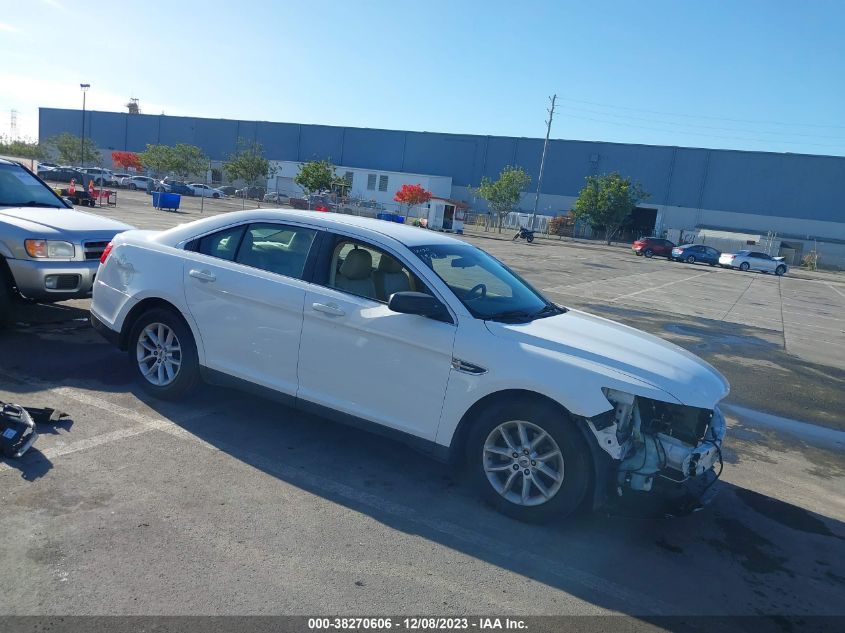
[686,255,696,264]
[466,398,591,523]
[128,307,200,400]
[740,262,750,271]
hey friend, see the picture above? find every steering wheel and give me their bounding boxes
[466,283,487,301]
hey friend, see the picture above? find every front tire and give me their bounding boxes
[466,398,591,523]
[129,183,137,190]
[213,193,220,199]
[129,308,200,400]
[644,249,654,258]
[775,265,786,276]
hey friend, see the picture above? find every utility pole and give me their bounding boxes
[80,84,90,167]
[530,94,557,230]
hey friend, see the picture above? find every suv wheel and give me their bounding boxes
[0,276,14,326]
[129,308,200,399]
[466,399,590,523]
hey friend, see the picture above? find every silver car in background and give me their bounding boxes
[719,250,788,275]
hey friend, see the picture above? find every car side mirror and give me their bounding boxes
[388,291,452,323]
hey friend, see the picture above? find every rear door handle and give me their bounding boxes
[189,269,216,282]
[312,302,345,317]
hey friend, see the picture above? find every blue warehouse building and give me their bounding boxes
[39,107,845,267]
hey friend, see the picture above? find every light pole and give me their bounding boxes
[80,83,90,167]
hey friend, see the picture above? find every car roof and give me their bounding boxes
[155,209,464,248]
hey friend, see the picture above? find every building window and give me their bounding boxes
[378,175,389,192]
[344,171,353,186]
[367,174,377,191]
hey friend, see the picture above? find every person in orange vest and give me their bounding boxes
[88,179,95,201]
[68,178,76,195]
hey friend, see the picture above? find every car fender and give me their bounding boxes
[434,321,680,448]
[94,240,207,365]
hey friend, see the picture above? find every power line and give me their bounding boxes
[558,112,845,150]
[556,104,845,140]
[556,96,845,130]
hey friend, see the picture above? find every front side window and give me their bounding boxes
[236,223,317,279]
[0,162,66,208]
[411,243,561,321]
[324,238,426,303]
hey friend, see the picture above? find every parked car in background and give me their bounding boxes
[236,185,266,200]
[39,166,88,185]
[0,159,133,324]
[217,185,237,196]
[632,237,675,258]
[159,180,195,196]
[263,191,290,204]
[91,209,729,522]
[671,243,721,266]
[124,176,156,191]
[38,162,59,170]
[113,173,133,185]
[188,183,224,198]
[80,168,119,187]
[719,250,788,275]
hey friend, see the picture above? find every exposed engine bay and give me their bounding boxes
[586,389,725,494]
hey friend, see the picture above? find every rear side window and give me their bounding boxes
[235,223,317,279]
[196,225,246,261]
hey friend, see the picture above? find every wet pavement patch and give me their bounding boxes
[706,517,793,576]
[735,488,844,540]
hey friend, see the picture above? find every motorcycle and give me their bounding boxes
[513,227,535,243]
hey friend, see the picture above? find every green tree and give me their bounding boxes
[0,136,49,161]
[45,133,101,165]
[138,144,174,177]
[294,159,336,195]
[572,172,650,244]
[169,144,208,180]
[474,165,531,233]
[224,140,275,204]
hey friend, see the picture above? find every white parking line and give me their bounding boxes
[609,271,711,302]
[827,283,845,299]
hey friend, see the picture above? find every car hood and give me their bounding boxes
[484,309,729,409]
[0,206,134,236]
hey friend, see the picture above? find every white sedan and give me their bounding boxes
[719,250,788,275]
[187,183,225,198]
[90,210,728,522]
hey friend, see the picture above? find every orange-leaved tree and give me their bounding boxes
[111,151,142,172]
[394,183,432,216]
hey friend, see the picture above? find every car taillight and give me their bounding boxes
[100,242,114,264]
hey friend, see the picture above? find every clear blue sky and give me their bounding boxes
[2,0,844,156]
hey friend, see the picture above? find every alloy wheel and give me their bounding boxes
[136,322,182,386]
[483,420,565,507]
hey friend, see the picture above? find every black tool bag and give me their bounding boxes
[1,403,38,458]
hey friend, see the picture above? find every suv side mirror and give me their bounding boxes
[388,291,452,323]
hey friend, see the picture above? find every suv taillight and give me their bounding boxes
[100,242,114,264]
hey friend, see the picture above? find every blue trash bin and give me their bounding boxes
[151,191,162,208]
[376,212,393,221]
[393,215,405,223]
[153,192,181,211]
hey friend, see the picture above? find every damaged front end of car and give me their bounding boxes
[586,388,726,505]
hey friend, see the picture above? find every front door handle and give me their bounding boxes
[189,269,216,282]
[312,302,345,317]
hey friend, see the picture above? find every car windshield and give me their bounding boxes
[0,163,66,208]
[411,243,564,321]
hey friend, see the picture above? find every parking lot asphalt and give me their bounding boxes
[1,191,843,619]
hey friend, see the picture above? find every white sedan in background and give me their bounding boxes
[719,250,788,275]
[90,210,728,522]
[188,183,225,198]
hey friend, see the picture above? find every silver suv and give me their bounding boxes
[0,159,133,322]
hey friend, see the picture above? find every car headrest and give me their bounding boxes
[340,248,372,280]
[377,255,404,273]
